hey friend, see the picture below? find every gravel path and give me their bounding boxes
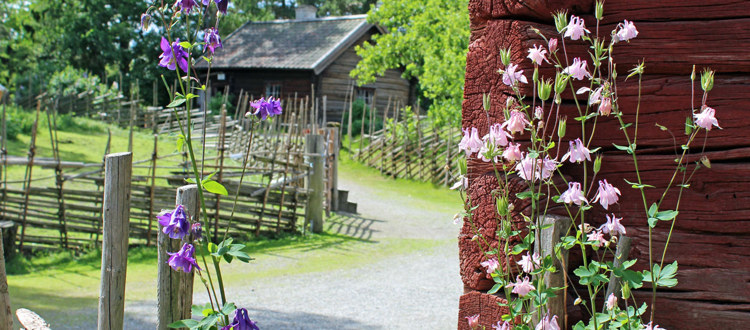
[53,171,462,329]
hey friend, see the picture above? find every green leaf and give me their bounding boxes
[487,283,503,294]
[647,217,658,228]
[516,191,533,200]
[185,93,198,100]
[624,179,655,189]
[202,171,218,183]
[168,96,187,108]
[176,134,186,152]
[168,319,199,329]
[655,210,678,221]
[612,143,630,152]
[203,180,228,195]
[207,242,218,254]
[221,302,237,315]
[185,178,197,184]
[179,41,192,49]
[647,203,658,217]
[227,250,252,262]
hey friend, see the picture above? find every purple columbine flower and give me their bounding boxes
[157,204,190,239]
[191,222,203,241]
[248,97,282,121]
[168,243,201,273]
[158,37,189,73]
[204,27,222,55]
[174,0,198,13]
[216,0,229,14]
[222,308,259,330]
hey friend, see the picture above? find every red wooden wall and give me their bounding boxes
[458,1,750,329]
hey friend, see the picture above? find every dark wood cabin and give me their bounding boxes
[197,10,412,122]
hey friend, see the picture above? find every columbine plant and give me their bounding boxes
[455,2,718,329]
[142,0,281,328]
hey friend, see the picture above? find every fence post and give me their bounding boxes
[0,226,12,330]
[97,152,132,330]
[328,127,339,211]
[532,214,571,327]
[157,184,198,329]
[305,134,324,233]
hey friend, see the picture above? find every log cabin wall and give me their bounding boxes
[207,69,314,100]
[319,30,412,123]
[458,1,750,329]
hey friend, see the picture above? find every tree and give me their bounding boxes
[350,0,469,126]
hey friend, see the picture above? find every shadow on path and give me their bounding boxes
[249,307,381,330]
[325,212,384,241]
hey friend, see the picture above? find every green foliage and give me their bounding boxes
[341,99,383,136]
[2,104,104,141]
[351,0,469,127]
[208,92,236,116]
[46,66,118,97]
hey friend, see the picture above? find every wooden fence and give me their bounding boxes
[0,93,341,251]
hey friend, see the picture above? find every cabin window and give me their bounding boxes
[355,87,375,105]
[265,82,282,98]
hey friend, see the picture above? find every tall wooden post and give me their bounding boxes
[98,152,132,330]
[0,225,12,330]
[157,185,198,329]
[305,135,324,233]
[146,135,159,246]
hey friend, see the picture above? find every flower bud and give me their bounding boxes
[482,93,491,111]
[701,68,715,92]
[191,222,202,241]
[538,79,552,101]
[533,66,539,83]
[496,196,509,216]
[500,48,512,66]
[700,155,711,169]
[554,72,569,95]
[140,13,151,30]
[595,1,604,21]
[594,154,602,173]
[574,297,583,305]
[548,38,558,53]
[558,116,567,138]
[458,157,467,176]
[690,65,696,81]
[553,11,569,34]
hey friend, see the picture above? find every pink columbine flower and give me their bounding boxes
[503,143,523,162]
[600,213,627,235]
[450,176,468,191]
[517,155,556,181]
[541,156,557,180]
[536,313,561,330]
[504,110,530,134]
[563,58,591,80]
[466,314,480,329]
[599,97,612,115]
[644,322,667,330]
[518,252,541,273]
[453,212,463,225]
[593,179,621,210]
[560,182,588,206]
[561,138,591,163]
[459,127,484,157]
[534,106,544,120]
[587,230,607,247]
[484,123,511,148]
[616,20,639,42]
[481,258,500,274]
[606,293,618,310]
[548,38,558,53]
[493,321,512,330]
[501,63,529,86]
[527,44,548,66]
[563,16,590,40]
[507,275,536,296]
[694,106,721,131]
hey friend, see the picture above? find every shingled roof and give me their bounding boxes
[199,15,377,74]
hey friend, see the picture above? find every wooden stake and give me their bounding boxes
[146,135,158,246]
[0,222,12,329]
[98,152,132,330]
[305,135,324,233]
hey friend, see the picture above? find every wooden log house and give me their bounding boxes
[458,1,750,329]
[197,5,413,122]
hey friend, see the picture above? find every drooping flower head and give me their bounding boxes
[516,154,556,182]
[593,179,621,210]
[501,63,528,87]
[140,13,151,30]
[167,243,201,273]
[191,222,203,241]
[606,293,618,310]
[215,0,229,14]
[599,96,612,116]
[158,37,190,73]
[503,143,522,162]
[466,314,480,329]
[547,38,558,53]
[450,176,468,191]
[221,308,260,330]
[518,252,541,273]
[504,110,530,135]
[536,313,561,330]
[644,322,666,330]
[157,204,190,239]
[484,123,511,148]
[600,213,626,236]
[616,20,639,42]
[507,275,536,296]
[563,57,591,80]
[527,44,548,66]
[587,229,607,248]
[561,138,591,163]
[204,27,222,55]
[459,127,483,157]
[694,106,720,131]
[493,321,512,330]
[563,16,590,40]
[481,258,500,274]
[248,97,283,121]
[174,0,198,13]
[560,181,588,206]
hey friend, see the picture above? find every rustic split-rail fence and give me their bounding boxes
[0,89,345,252]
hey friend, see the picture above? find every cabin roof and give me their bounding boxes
[198,15,378,75]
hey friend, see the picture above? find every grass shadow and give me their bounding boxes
[325,212,383,242]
